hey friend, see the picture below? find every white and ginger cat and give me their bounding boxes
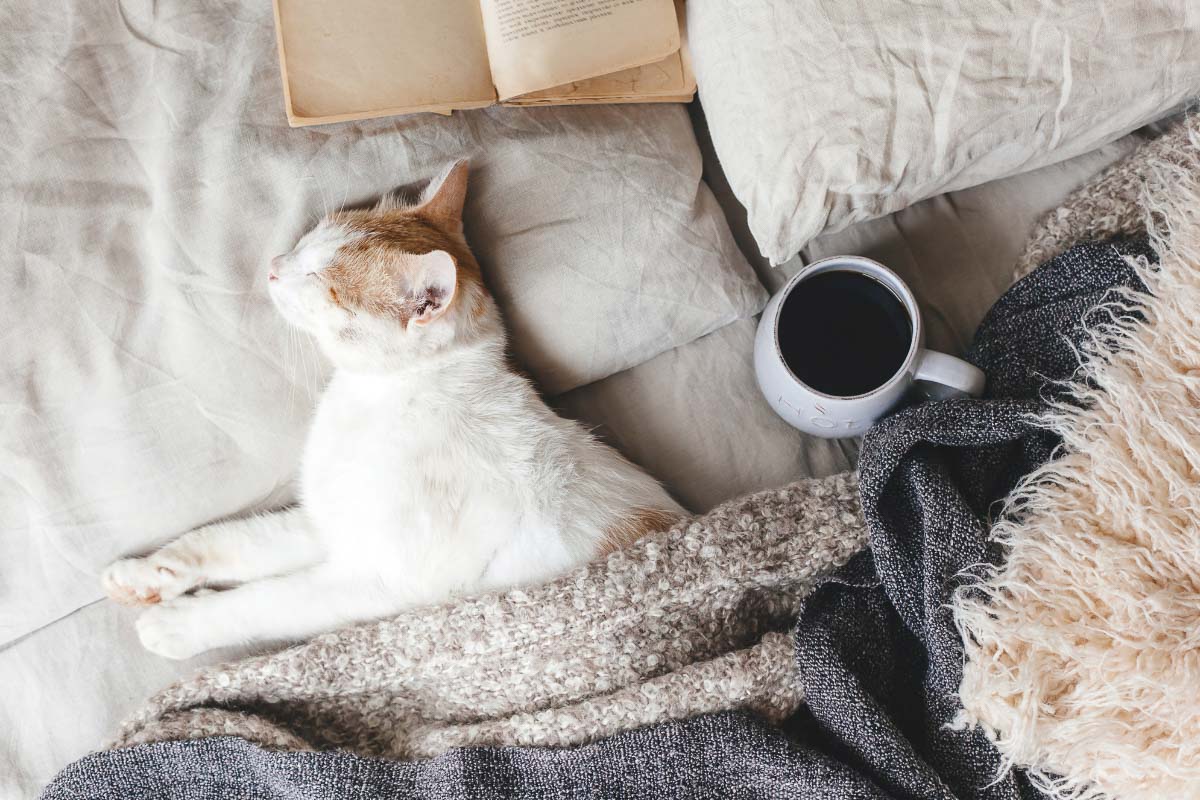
[102,161,683,659]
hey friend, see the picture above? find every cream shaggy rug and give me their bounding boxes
[954,115,1200,799]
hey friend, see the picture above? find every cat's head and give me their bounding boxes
[268,160,501,372]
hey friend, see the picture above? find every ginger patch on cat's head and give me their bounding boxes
[268,160,496,368]
[318,216,460,328]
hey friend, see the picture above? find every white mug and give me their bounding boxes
[754,256,985,438]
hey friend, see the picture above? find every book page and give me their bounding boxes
[510,50,689,103]
[275,0,496,123]
[479,0,680,100]
[505,3,693,106]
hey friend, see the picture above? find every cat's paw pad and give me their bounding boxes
[136,604,207,660]
[102,558,191,606]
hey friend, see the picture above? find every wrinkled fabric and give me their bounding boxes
[689,0,1200,264]
[37,237,1148,799]
[105,476,866,762]
[794,236,1152,798]
[0,136,1146,791]
[0,0,763,651]
[557,319,861,510]
[41,718,886,800]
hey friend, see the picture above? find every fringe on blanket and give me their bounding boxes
[953,118,1200,799]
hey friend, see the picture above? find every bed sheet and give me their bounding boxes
[1,19,1160,800]
[1,126,1147,789]
[0,0,762,656]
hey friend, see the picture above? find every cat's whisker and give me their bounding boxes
[295,330,309,402]
[308,334,321,393]
[313,177,330,221]
[286,326,299,416]
[284,328,292,414]
[299,331,315,400]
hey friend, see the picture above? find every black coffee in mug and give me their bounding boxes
[777,269,913,397]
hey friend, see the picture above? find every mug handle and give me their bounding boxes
[913,350,986,399]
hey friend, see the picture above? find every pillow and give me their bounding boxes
[689,0,1200,265]
[0,0,763,645]
[556,319,855,514]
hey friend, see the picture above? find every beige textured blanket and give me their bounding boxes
[114,474,865,757]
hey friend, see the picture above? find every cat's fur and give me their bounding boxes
[102,161,684,659]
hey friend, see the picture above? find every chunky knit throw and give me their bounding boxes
[1014,115,1199,280]
[109,474,866,758]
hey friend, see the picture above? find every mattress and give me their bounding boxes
[0,18,1158,800]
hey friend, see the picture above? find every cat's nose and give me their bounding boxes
[268,255,283,281]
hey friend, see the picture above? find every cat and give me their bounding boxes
[102,160,685,659]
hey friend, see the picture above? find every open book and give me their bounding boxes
[272,0,695,127]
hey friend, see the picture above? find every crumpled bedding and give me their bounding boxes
[36,233,1159,800]
[0,0,1184,797]
[0,0,763,652]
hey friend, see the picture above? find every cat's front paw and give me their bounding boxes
[102,557,193,607]
[136,603,209,660]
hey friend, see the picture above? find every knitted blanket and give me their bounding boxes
[1014,115,1198,280]
[113,476,868,759]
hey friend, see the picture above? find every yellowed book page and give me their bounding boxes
[479,0,680,100]
[507,2,693,105]
[275,0,497,123]
[514,50,686,102]
[504,94,694,106]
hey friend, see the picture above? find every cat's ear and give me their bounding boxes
[414,160,469,225]
[405,250,457,326]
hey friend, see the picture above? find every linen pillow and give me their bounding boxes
[0,0,763,646]
[689,0,1200,265]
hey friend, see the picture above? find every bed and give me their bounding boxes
[1,0,1192,794]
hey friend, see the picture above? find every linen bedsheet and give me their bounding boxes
[0,0,764,652]
[0,2,1172,798]
[1,135,1150,798]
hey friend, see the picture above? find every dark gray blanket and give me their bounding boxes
[40,237,1150,800]
[794,237,1149,799]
